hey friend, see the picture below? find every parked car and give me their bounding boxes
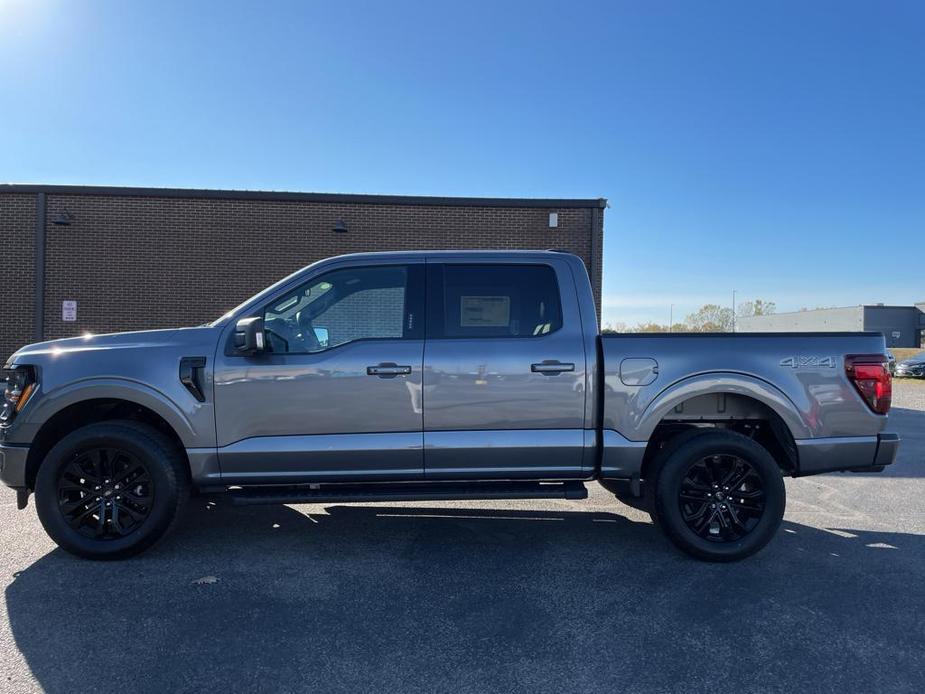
[887,350,896,374]
[0,251,899,561]
[895,351,925,378]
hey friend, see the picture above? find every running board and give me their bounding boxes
[228,480,588,506]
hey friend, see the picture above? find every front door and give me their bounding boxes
[423,258,588,479]
[213,261,425,483]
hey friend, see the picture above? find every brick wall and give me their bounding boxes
[0,188,603,360]
[0,195,35,361]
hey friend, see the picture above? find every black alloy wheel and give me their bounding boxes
[678,454,765,543]
[56,447,155,540]
[35,420,189,559]
[650,429,785,562]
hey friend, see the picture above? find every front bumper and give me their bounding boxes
[0,442,30,489]
[795,433,900,476]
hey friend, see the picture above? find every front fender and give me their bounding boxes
[14,377,207,448]
[636,372,811,441]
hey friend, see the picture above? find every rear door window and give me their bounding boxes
[438,264,562,338]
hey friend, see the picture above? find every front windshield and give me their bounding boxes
[207,265,314,327]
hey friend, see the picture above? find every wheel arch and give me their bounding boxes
[24,390,192,490]
[638,372,809,440]
[637,374,805,483]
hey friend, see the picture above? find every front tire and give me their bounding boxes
[650,430,785,562]
[35,421,189,559]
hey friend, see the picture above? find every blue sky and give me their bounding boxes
[2,0,922,327]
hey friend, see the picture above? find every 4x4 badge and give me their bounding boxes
[780,356,837,369]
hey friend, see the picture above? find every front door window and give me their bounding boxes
[263,265,411,354]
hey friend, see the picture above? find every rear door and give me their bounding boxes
[423,257,587,479]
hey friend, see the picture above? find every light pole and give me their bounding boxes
[732,289,737,333]
[669,304,674,332]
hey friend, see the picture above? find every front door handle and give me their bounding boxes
[531,361,576,375]
[367,363,412,378]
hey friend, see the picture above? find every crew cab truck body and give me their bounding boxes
[0,251,899,561]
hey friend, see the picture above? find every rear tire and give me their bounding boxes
[650,430,785,562]
[35,421,189,559]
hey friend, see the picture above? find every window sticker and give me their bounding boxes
[460,295,510,327]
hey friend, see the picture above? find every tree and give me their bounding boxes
[684,304,734,332]
[737,299,776,317]
[633,321,669,333]
[601,321,629,334]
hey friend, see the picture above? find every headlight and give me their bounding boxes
[1,365,37,423]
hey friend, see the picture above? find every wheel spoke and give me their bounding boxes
[729,498,763,512]
[725,503,746,529]
[682,502,708,522]
[705,457,721,484]
[62,464,97,487]
[88,449,104,484]
[95,502,107,536]
[67,456,99,484]
[115,501,147,523]
[70,504,98,527]
[110,503,123,534]
[114,462,145,485]
[693,508,716,534]
[60,495,95,514]
[720,460,744,487]
[59,480,95,496]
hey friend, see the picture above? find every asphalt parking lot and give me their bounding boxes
[0,384,922,693]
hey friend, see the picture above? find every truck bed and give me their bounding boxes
[598,331,894,479]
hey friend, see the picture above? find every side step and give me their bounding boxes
[228,480,588,506]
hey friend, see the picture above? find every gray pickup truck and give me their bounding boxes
[0,250,899,561]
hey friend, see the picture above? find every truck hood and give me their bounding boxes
[8,327,215,362]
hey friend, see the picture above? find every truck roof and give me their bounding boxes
[319,249,580,262]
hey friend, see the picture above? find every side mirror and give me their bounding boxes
[234,317,266,355]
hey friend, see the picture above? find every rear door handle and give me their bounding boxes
[367,363,412,377]
[531,361,575,375]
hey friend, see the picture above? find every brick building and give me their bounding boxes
[0,185,605,360]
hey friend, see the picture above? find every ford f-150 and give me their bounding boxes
[0,251,899,561]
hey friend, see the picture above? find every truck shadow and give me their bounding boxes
[5,500,925,693]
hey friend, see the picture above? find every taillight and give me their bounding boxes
[845,354,891,415]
